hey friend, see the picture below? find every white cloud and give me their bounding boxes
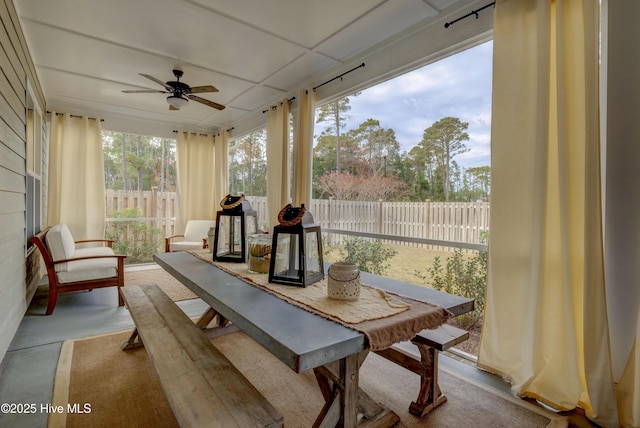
[319,41,494,167]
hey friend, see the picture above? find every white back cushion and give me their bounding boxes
[183,220,215,242]
[46,224,76,272]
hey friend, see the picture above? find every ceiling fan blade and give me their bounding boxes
[190,85,219,94]
[169,105,180,111]
[188,95,225,110]
[122,89,168,93]
[140,73,172,91]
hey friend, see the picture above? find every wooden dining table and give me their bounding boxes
[154,251,473,428]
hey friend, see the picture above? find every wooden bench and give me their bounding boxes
[120,283,283,428]
[374,323,469,417]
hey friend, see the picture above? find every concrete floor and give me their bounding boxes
[0,265,593,428]
[0,265,209,428]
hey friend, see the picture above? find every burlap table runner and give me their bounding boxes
[188,251,451,350]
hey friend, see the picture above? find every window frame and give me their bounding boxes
[25,81,45,250]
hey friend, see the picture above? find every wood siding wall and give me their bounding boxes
[0,0,46,362]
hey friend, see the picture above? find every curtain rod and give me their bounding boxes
[312,63,365,92]
[172,130,210,136]
[46,111,104,122]
[262,96,296,114]
[444,2,495,28]
[172,127,234,135]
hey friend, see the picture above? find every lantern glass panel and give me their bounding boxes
[269,224,324,287]
[245,214,258,235]
[272,232,298,280]
[304,229,322,277]
[215,215,243,258]
[213,209,258,263]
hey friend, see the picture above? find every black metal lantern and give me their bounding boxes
[268,204,324,287]
[213,194,258,263]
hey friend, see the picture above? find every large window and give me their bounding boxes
[102,131,177,263]
[313,41,492,204]
[102,131,176,192]
[312,42,493,357]
[228,129,267,197]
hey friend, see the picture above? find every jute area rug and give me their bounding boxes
[49,329,565,428]
[124,267,197,302]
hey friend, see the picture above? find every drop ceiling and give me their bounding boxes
[14,0,480,138]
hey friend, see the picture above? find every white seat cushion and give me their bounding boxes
[169,220,215,251]
[46,224,120,282]
[169,241,207,252]
[56,247,118,283]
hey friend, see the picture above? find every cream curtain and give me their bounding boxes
[604,3,640,425]
[292,88,316,207]
[617,315,640,426]
[47,113,105,240]
[213,130,229,209]
[266,99,290,227]
[175,132,216,233]
[478,1,618,426]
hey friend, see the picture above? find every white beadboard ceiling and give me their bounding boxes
[14,0,478,138]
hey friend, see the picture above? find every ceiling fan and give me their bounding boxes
[122,66,225,111]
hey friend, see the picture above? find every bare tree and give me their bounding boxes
[317,172,407,201]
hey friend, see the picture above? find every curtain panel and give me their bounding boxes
[266,99,291,227]
[47,112,105,240]
[478,1,618,426]
[603,3,640,426]
[213,130,229,209]
[292,88,316,207]
[175,132,216,233]
[617,314,640,426]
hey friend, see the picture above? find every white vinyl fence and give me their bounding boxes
[105,190,489,248]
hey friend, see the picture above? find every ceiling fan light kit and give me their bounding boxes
[167,95,188,109]
[122,67,225,111]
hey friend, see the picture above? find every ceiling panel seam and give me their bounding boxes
[21,17,260,86]
[181,0,338,55]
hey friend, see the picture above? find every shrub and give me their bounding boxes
[105,207,164,264]
[419,231,487,329]
[339,236,398,276]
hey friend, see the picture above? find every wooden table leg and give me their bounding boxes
[313,352,400,427]
[408,340,447,417]
[342,354,358,427]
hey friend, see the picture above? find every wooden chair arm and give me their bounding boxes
[164,234,185,252]
[51,254,127,265]
[165,234,185,240]
[75,239,114,248]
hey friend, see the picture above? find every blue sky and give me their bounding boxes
[339,40,493,169]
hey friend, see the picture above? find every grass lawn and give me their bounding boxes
[323,242,484,356]
[323,243,458,287]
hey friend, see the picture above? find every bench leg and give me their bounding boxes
[117,285,124,307]
[122,328,144,350]
[408,340,447,417]
[195,307,229,329]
